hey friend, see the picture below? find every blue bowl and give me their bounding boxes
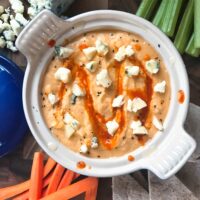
[0,55,28,157]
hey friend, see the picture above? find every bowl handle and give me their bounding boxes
[16,10,69,62]
[146,128,196,179]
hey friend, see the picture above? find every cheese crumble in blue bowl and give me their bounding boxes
[0,55,28,157]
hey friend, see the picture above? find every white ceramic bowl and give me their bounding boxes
[16,10,196,179]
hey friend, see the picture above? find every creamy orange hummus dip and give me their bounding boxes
[41,30,171,158]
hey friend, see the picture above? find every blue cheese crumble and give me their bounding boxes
[145,59,160,74]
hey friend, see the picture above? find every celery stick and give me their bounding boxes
[174,0,194,54]
[185,33,200,57]
[165,0,183,37]
[194,0,200,48]
[136,0,159,20]
[160,0,174,34]
[152,0,168,27]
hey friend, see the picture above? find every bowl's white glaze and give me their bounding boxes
[16,10,196,179]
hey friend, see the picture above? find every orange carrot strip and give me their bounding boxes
[29,152,44,200]
[14,171,53,200]
[40,177,98,200]
[41,187,48,197]
[85,178,98,200]
[43,158,57,177]
[0,157,56,200]
[44,164,65,196]
[57,170,76,189]
[0,180,30,200]
[73,173,81,180]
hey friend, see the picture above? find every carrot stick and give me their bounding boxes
[40,177,98,200]
[57,170,76,189]
[85,179,98,200]
[14,171,53,200]
[85,188,98,200]
[73,173,81,180]
[44,164,65,196]
[0,157,56,200]
[29,152,44,200]
[43,157,57,177]
[0,180,30,200]
[42,188,48,197]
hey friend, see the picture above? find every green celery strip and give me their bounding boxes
[185,33,200,57]
[152,0,168,27]
[160,0,174,34]
[136,0,159,20]
[164,0,183,37]
[174,0,194,54]
[194,0,200,48]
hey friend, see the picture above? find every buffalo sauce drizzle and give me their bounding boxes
[48,39,56,47]
[128,57,153,144]
[178,90,185,104]
[128,155,135,161]
[76,66,124,149]
[56,56,153,149]
[77,161,86,169]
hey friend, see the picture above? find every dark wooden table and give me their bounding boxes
[1,0,200,200]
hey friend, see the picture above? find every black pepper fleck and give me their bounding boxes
[97,155,101,158]
[161,100,164,105]
[97,91,102,96]
[154,105,157,108]
[158,44,161,48]
[122,136,126,140]
[131,136,134,140]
